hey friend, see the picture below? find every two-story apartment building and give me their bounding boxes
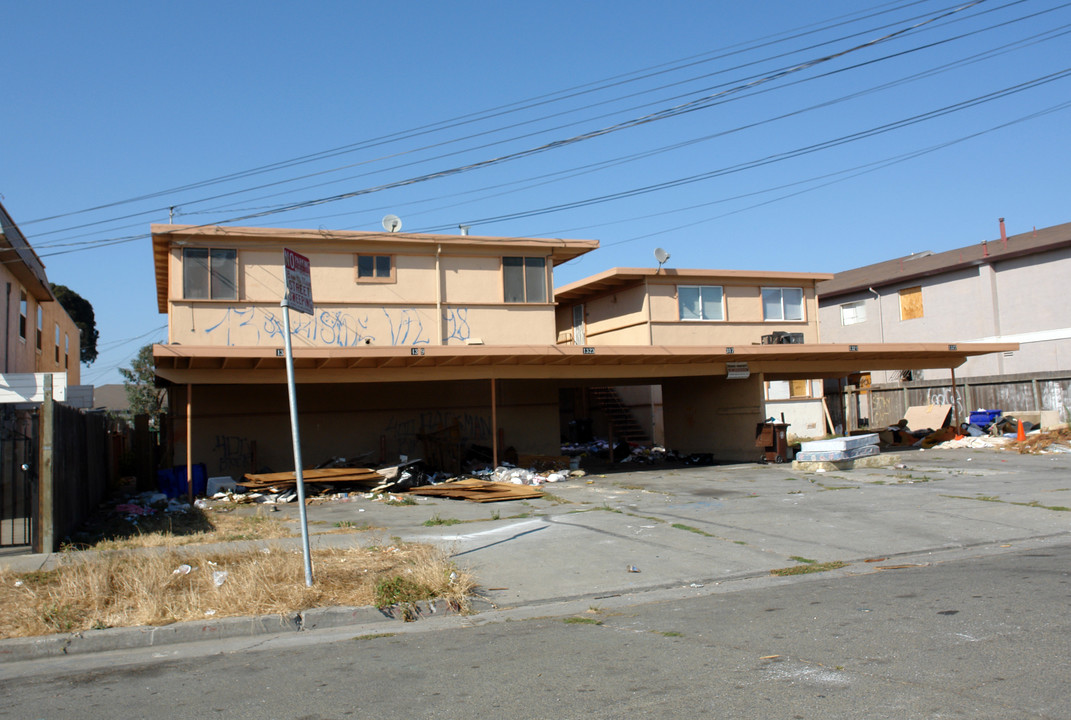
[0,202,82,385]
[553,268,831,443]
[818,219,1071,383]
[151,223,1013,477]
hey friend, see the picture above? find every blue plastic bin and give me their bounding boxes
[968,409,1002,426]
[157,464,208,498]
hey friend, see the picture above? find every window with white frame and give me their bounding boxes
[503,257,547,303]
[678,285,724,321]
[762,287,804,321]
[183,248,237,300]
[840,300,866,325]
[19,292,27,341]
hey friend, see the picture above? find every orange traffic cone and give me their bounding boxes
[1016,419,1026,441]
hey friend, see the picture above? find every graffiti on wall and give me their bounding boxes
[203,306,475,346]
[381,410,492,451]
[212,434,253,476]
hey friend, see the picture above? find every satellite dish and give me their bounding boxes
[382,214,403,233]
[654,247,671,272]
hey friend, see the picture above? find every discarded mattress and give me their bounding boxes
[795,444,880,463]
[799,433,878,453]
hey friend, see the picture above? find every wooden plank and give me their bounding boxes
[407,479,544,502]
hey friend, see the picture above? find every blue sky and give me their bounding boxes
[6,0,1070,386]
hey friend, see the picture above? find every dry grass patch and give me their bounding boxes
[0,542,474,638]
[71,506,297,551]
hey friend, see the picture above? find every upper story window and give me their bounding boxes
[899,286,923,320]
[840,300,866,325]
[762,287,804,321]
[19,292,27,341]
[355,254,394,283]
[36,306,43,351]
[65,333,70,369]
[678,285,724,321]
[55,323,60,363]
[183,248,237,300]
[503,257,547,303]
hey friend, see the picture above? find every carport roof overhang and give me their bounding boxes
[153,342,1016,385]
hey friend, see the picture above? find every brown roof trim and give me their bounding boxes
[153,341,1015,385]
[0,201,53,301]
[818,220,1071,299]
[555,267,834,304]
[153,224,599,313]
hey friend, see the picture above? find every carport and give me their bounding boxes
[154,340,1015,474]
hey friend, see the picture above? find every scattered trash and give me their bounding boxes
[213,570,229,587]
[194,499,209,509]
[14,580,23,588]
[627,565,640,573]
[689,582,704,588]
[204,609,217,616]
[173,564,192,576]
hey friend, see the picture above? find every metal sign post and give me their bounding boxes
[283,249,314,587]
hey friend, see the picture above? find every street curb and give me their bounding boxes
[0,597,495,664]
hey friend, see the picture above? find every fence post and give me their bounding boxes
[34,374,55,554]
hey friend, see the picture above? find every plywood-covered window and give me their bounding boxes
[766,379,813,400]
[183,248,237,300]
[899,286,923,320]
[355,254,394,283]
[503,257,547,303]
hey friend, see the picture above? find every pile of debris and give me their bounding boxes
[561,439,712,465]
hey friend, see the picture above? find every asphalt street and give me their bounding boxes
[1,446,1069,718]
[2,541,1068,719]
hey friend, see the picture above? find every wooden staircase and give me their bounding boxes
[588,387,649,445]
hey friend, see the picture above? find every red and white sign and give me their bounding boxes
[283,248,314,315]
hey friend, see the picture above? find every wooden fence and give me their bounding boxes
[35,393,113,552]
[827,370,1071,433]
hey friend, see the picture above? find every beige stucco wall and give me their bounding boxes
[169,379,562,476]
[557,277,821,348]
[0,276,80,382]
[167,244,558,348]
[661,374,765,461]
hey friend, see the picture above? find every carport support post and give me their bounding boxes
[491,378,498,467]
[186,384,193,505]
[950,367,960,428]
[282,298,314,587]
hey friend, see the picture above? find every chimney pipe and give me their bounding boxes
[999,218,1007,249]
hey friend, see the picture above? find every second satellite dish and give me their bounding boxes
[654,247,671,272]
[382,214,403,233]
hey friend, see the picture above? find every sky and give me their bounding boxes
[5,0,1070,386]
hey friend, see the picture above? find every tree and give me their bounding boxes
[50,283,99,365]
[120,344,165,417]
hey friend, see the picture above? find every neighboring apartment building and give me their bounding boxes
[553,268,831,441]
[817,219,1071,383]
[151,223,1011,476]
[0,202,81,386]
